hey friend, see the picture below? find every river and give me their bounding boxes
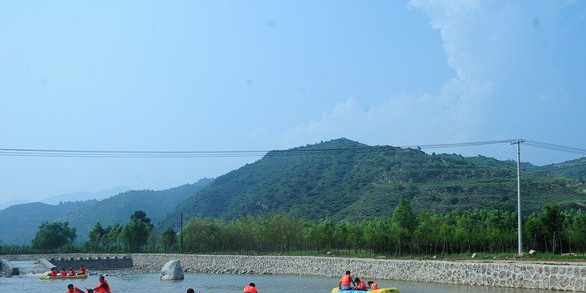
[0,273,551,293]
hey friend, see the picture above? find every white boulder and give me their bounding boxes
[160,259,184,280]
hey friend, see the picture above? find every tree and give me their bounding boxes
[131,210,153,228]
[122,211,152,252]
[32,221,76,251]
[392,197,417,233]
[161,227,177,252]
[108,223,124,252]
[392,197,417,253]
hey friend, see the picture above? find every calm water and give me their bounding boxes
[0,273,550,293]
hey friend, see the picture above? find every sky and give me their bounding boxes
[1,0,585,204]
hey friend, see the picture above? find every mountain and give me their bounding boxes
[541,157,586,181]
[0,178,212,245]
[0,199,31,211]
[40,186,131,205]
[162,138,586,226]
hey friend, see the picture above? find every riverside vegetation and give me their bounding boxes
[3,200,586,259]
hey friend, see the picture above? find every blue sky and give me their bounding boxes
[1,0,585,204]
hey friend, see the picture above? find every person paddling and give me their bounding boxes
[243,282,258,293]
[49,267,58,277]
[93,275,111,293]
[69,267,77,276]
[186,289,195,293]
[60,268,68,277]
[79,265,87,275]
[66,284,84,293]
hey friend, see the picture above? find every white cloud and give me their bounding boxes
[279,0,580,149]
[279,76,490,147]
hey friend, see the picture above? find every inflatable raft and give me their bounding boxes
[331,288,399,293]
[40,274,88,280]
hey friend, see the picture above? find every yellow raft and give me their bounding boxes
[331,288,399,293]
[40,274,88,280]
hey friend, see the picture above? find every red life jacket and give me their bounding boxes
[49,270,57,277]
[356,279,367,290]
[242,285,257,293]
[60,270,67,277]
[69,269,77,276]
[340,274,351,286]
[80,267,87,274]
[370,282,381,290]
[94,280,111,293]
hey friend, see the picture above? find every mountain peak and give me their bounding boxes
[291,138,367,151]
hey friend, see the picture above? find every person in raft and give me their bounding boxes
[243,282,258,293]
[93,275,111,293]
[353,278,368,291]
[68,267,77,276]
[60,268,68,277]
[186,289,195,293]
[339,271,353,290]
[66,284,85,293]
[48,267,58,277]
[367,281,381,290]
[79,265,87,275]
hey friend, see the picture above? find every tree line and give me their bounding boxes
[2,199,586,256]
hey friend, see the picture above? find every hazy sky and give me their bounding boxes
[1,1,585,204]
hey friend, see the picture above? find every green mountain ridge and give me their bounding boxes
[163,138,586,227]
[2,139,585,246]
[0,178,212,245]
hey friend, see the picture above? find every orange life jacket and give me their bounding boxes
[340,274,351,286]
[94,280,111,293]
[66,286,83,293]
[370,282,381,290]
[242,285,257,293]
[356,279,367,290]
[49,270,57,277]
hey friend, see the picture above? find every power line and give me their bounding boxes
[0,139,518,158]
[524,140,586,156]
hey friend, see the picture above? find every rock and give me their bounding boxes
[160,259,184,280]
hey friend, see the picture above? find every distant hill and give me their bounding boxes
[0,199,31,211]
[40,186,131,205]
[162,138,586,227]
[0,178,212,245]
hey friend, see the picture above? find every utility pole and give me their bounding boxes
[512,139,525,255]
[180,212,184,254]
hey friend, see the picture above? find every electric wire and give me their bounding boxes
[524,140,586,156]
[0,139,518,158]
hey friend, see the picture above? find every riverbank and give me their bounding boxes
[3,253,586,291]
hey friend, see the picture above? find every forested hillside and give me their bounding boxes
[164,138,586,227]
[0,178,212,245]
[3,138,585,246]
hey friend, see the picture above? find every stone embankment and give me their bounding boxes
[4,253,586,291]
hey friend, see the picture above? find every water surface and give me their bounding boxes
[0,273,551,293]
